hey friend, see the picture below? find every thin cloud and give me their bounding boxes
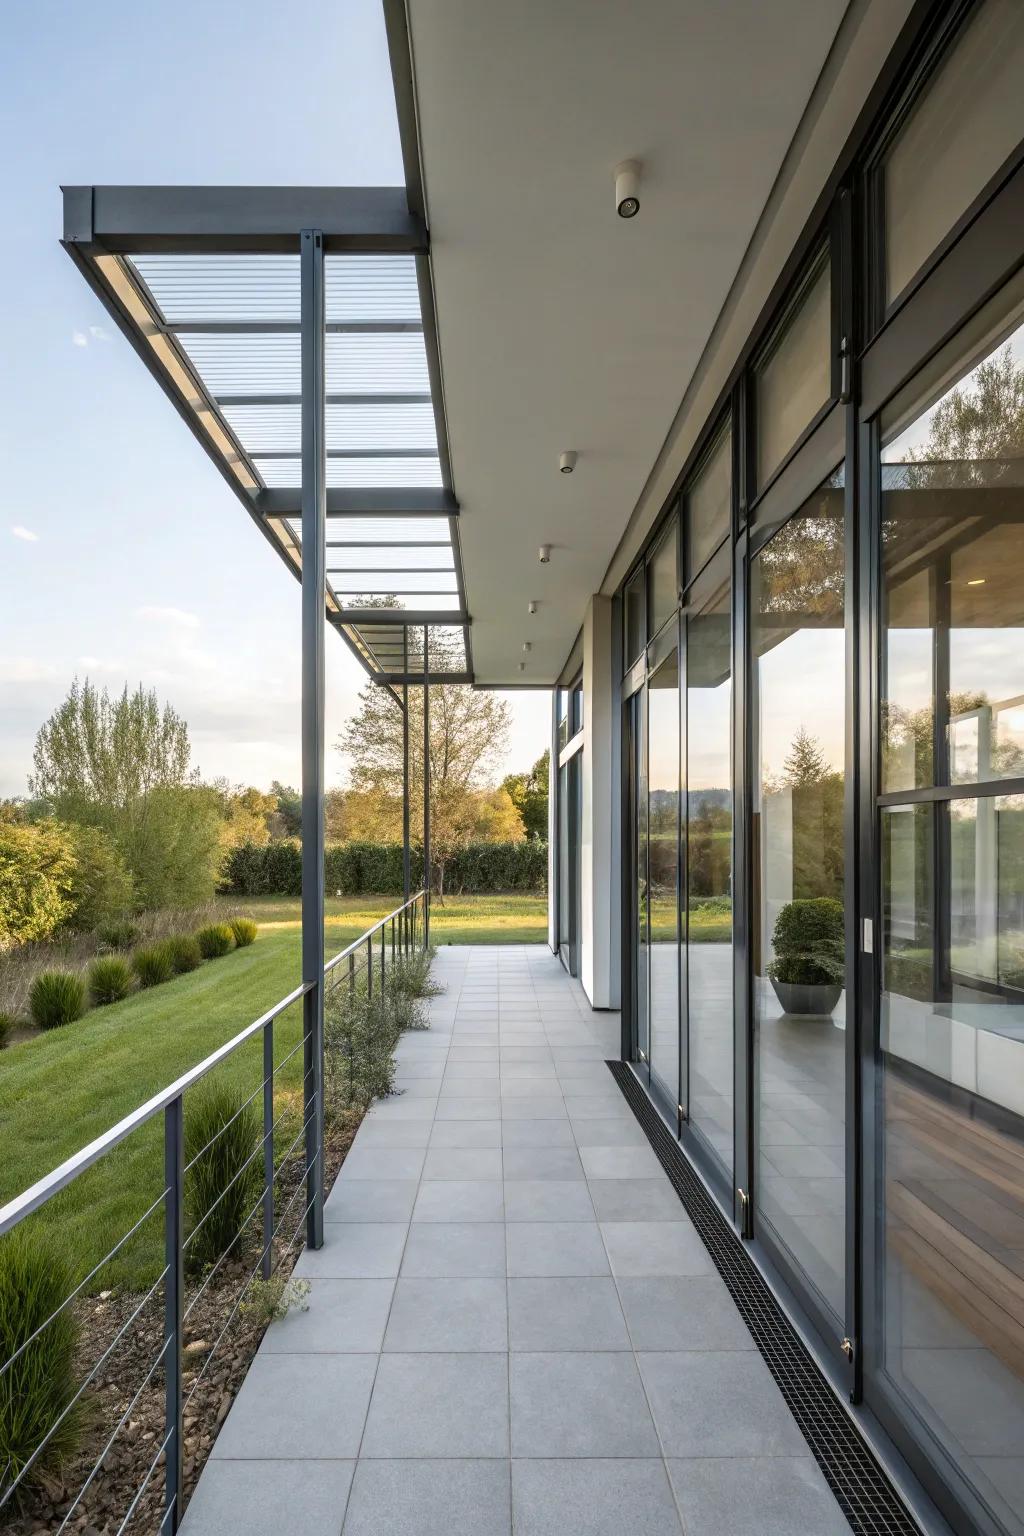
[136,605,201,629]
[89,325,109,341]
[11,525,39,542]
[72,329,88,347]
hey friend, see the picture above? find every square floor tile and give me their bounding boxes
[324,1179,418,1223]
[429,1119,502,1148]
[212,1354,376,1459]
[638,1352,807,1457]
[261,1278,394,1354]
[423,1146,503,1181]
[361,1352,509,1458]
[508,1277,629,1350]
[182,1458,354,1536]
[511,1459,681,1536]
[384,1277,508,1351]
[570,1118,648,1148]
[600,1222,714,1278]
[351,1120,432,1148]
[343,1459,511,1536]
[436,1097,503,1121]
[666,1456,849,1536]
[506,1222,610,1277]
[444,1061,500,1079]
[441,1077,503,1098]
[504,1181,595,1221]
[586,1180,685,1223]
[501,1119,575,1148]
[401,1222,506,1278]
[501,1147,584,1181]
[502,1101,568,1120]
[617,1276,754,1352]
[510,1352,659,1457]
[579,1145,663,1181]
[413,1179,505,1223]
[294,1223,407,1280]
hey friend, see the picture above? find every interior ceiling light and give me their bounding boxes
[559,450,577,474]
[615,159,641,219]
[518,661,526,672]
[539,545,551,564]
[523,641,532,653]
[967,577,986,586]
[528,601,538,615]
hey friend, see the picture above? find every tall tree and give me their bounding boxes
[501,749,550,840]
[337,682,520,896]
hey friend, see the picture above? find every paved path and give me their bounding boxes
[181,944,850,1536]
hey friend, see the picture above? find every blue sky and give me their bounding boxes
[0,0,549,797]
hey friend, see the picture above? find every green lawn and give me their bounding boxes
[0,893,547,1290]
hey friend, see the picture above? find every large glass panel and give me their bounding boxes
[686,562,733,1177]
[558,761,571,962]
[752,468,847,1320]
[879,795,1024,1536]
[648,521,679,639]
[755,250,832,489]
[685,423,732,582]
[648,650,680,1110]
[884,0,1024,303]
[624,569,645,668]
[881,315,1024,793]
[634,692,650,1069]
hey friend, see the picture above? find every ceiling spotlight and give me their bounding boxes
[559,450,577,475]
[967,577,986,586]
[518,661,526,673]
[539,545,551,564]
[615,159,641,219]
[528,600,538,615]
[523,641,532,653]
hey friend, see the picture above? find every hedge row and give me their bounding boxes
[220,839,548,897]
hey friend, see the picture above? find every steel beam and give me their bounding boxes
[337,607,468,626]
[216,393,431,408]
[63,185,428,254]
[300,228,326,1252]
[254,487,459,518]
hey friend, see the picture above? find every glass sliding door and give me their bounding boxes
[648,647,680,1115]
[874,311,1024,1536]
[750,468,848,1325]
[685,552,733,1181]
[557,751,582,977]
[625,685,650,1076]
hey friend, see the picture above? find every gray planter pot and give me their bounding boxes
[770,978,842,1017]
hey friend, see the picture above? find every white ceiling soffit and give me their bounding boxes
[406,0,851,684]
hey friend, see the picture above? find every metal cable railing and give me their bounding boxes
[0,888,428,1535]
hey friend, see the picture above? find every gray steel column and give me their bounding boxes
[423,623,431,945]
[403,629,411,907]
[300,227,326,1250]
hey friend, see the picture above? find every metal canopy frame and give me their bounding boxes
[61,183,473,687]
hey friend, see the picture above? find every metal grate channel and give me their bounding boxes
[608,1061,922,1536]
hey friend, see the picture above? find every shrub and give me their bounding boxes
[64,822,135,932]
[0,819,77,950]
[229,917,258,948]
[324,985,401,1117]
[97,917,140,950]
[220,837,549,898]
[0,1010,14,1048]
[28,970,87,1030]
[165,934,203,974]
[767,898,844,988]
[0,1231,85,1499]
[132,942,175,988]
[196,923,235,959]
[184,1082,262,1269]
[87,955,134,1006]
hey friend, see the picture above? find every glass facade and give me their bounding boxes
[583,9,1024,1533]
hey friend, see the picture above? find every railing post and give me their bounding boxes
[348,950,355,1002]
[366,936,373,997]
[163,1098,184,1532]
[262,1019,274,1281]
[381,925,387,992]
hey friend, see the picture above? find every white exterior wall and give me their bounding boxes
[580,594,618,1009]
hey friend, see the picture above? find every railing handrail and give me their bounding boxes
[0,889,427,1239]
[322,887,427,975]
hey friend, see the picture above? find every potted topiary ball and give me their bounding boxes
[767,897,844,1016]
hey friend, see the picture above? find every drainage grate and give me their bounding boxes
[608,1060,921,1536]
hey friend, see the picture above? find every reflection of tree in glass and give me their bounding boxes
[900,343,1024,489]
[763,728,843,904]
[756,478,844,619]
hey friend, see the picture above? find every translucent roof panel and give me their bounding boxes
[174,332,431,396]
[132,255,300,321]
[325,256,420,322]
[220,403,437,454]
[327,518,451,544]
[327,548,455,572]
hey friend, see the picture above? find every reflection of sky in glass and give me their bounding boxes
[757,629,845,777]
[688,681,731,791]
[883,318,1024,460]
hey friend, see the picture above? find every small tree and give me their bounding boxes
[0,819,77,949]
[502,749,550,840]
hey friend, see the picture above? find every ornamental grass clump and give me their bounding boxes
[87,954,134,1006]
[184,1081,262,1269]
[0,1010,15,1049]
[165,934,203,974]
[97,918,139,951]
[28,971,87,1030]
[131,941,175,989]
[195,923,235,960]
[228,917,258,948]
[0,1231,85,1500]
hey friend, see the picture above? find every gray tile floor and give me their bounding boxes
[181,945,850,1536]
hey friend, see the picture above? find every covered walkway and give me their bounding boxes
[181,945,849,1536]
